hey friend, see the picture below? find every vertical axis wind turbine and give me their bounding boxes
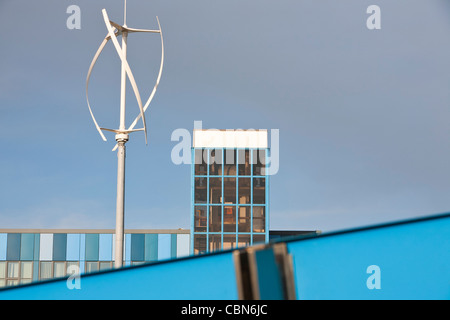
[86,0,164,268]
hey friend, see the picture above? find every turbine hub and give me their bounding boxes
[115,133,129,142]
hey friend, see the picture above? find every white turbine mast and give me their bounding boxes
[85,0,164,268]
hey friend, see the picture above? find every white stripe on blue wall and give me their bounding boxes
[0,234,6,261]
[66,234,80,261]
[79,234,86,274]
[99,234,112,261]
[125,234,131,265]
[111,234,116,261]
[158,234,171,261]
[39,234,53,261]
[176,234,190,258]
[80,234,86,261]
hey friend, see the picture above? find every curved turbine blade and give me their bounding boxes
[86,34,111,141]
[126,27,160,34]
[102,9,148,144]
[142,17,164,117]
[112,16,164,152]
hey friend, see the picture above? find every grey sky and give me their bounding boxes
[1,0,450,232]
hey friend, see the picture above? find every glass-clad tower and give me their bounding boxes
[191,129,269,254]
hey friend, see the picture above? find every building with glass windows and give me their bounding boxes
[0,229,190,287]
[0,128,317,289]
[191,129,270,254]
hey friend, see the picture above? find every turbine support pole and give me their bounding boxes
[115,133,128,268]
[115,28,129,269]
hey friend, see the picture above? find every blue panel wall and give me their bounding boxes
[53,234,67,261]
[157,234,171,261]
[99,234,112,261]
[145,234,158,262]
[66,234,80,261]
[0,214,448,300]
[6,234,21,261]
[171,234,177,258]
[85,234,99,262]
[0,234,7,261]
[0,250,238,300]
[20,234,35,261]
[131,234,145,261]
[255,248,284,300]
[285,214,450,300]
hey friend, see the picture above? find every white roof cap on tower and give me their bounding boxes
[193,129,268,148]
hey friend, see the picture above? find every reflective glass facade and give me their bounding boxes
[191,148,269,254]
